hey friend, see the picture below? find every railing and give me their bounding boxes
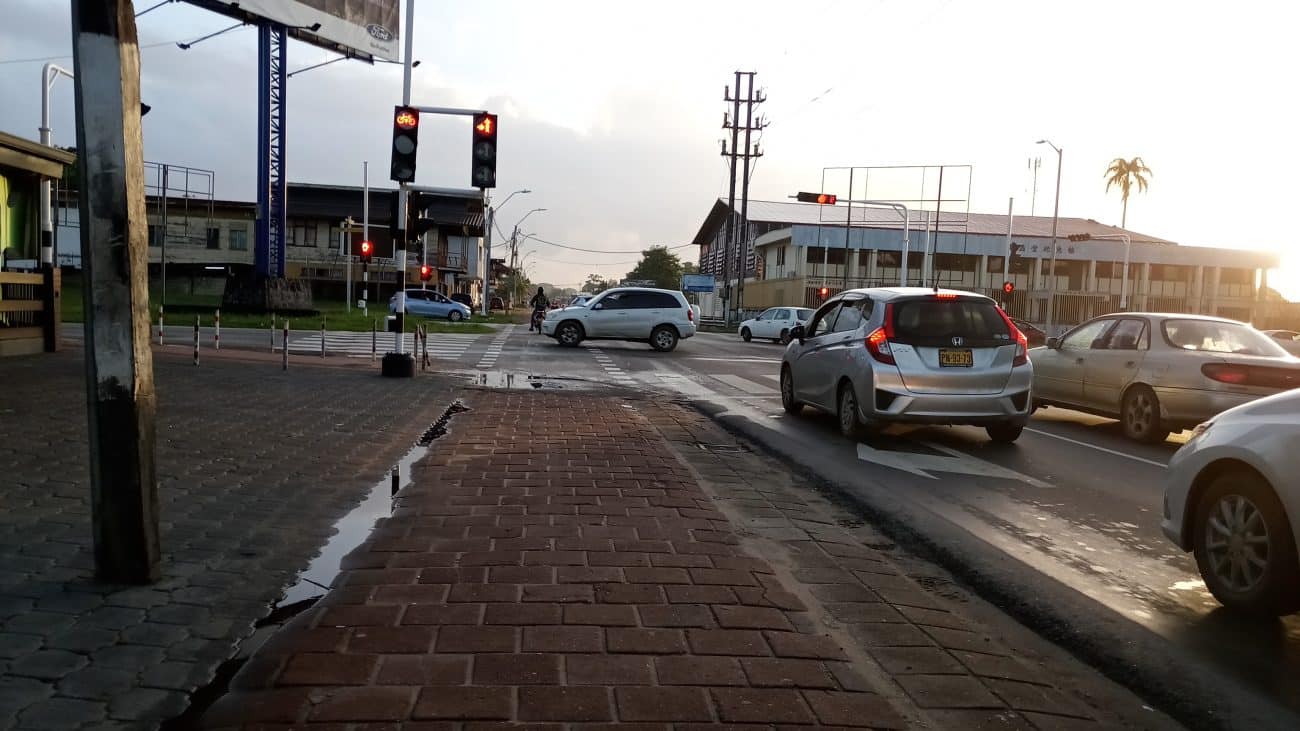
[0,269,60,356]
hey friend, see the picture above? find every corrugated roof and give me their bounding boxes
[696,198,1174,246]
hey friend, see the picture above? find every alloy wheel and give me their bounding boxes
[1205,493,1271,593]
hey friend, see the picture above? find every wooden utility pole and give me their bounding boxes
[71,0,161,583]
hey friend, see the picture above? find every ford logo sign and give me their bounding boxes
[366,24,394,42]
[951,336,964,346]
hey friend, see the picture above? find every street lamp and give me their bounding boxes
[483,189,531,315]
[1037,139,1063,335]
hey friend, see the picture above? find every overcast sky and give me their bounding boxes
[3,0,1298,296]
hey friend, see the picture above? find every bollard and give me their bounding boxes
[422,325,431,370]
[270,313,277,352]
[371,318,377,362]
[158,305,164,346]
[282,319,289,371]
[214,308,220,350]
[390,467,399,497]
[193,315,199,366]
[320,317,326,358]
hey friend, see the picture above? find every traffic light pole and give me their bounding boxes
[379,0,415,378]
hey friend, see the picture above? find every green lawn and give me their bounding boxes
[60,280,494,334]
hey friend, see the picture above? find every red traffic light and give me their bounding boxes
[819,287,829,298]
[360,240,373,255]
[796,191,838,205]
[419,264,433,282]
[1002,280,1015,294]
[473,112,497,139]
[395,108,419,130]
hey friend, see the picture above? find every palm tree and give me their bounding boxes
[1104,157,1152,228]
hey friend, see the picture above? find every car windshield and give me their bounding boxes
[1162,320,1289,356]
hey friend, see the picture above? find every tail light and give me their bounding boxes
[866,327,895,365]
[1201,362,1300,389]
[1201,363,1250,385]
[995,307,1029,366]
[687,307,694,322]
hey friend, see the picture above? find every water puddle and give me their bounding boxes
[470,370,600,391]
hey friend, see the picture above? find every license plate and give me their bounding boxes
[939,349,973,367]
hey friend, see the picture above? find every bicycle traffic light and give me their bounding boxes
[796,192,838,205]
[419,264,433,282]
[390,105,420,183]
[1002,280,1015,294]
[471,112,498,189]
[359,239,374,264]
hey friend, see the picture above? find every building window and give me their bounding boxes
[776,247,786,266]
[229,228,248,251]
[206,227,220,249]
[288,221,317,247]
[148,224,160,247]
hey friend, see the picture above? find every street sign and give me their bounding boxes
[682,274,716,292]
[623,279,657,287]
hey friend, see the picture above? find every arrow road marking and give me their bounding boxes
[856,441,1052,487]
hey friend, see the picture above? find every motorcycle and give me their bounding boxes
[530,308,546,333]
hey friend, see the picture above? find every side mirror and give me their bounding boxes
[1046,336,1061,349]
[790,324,806,343]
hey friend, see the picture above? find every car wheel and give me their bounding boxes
[650,326,679,352]
[448,310,464,322]
[1122,385,1169,443]
[1193,468,1300,616]
[837,381,862,439]
[741,327,752,342]
[779,329,791,345]
[780,366,802,415]
[986,422,1024,443]
[556,321,584,347]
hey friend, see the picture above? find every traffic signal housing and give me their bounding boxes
[419,263,433,282]
[819,287,830,299]
[471,112,498,189]
[796,192,838,205]
[390,105,420,183]
[359,239,374,264]
[1002,280,1015,295]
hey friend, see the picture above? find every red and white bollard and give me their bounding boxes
[214,308,220,350]
[193,315,200,366]
[270,313,277,352]
[157,305,164,346]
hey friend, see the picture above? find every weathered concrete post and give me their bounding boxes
[71,0,160,583]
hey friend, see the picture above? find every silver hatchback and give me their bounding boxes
[780,288,1033,442]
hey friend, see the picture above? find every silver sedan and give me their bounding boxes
[1032,313,1300,442]
[1162,388,1300,615]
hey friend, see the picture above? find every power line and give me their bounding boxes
[523,235,694,255]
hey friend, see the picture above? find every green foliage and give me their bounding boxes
[624,246,685,290]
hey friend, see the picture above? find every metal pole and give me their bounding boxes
[270,313,276,352]
[40,64,73,269]
[1120,234,1131,310]
[723,72,741,325]
[1046,146,1063,334]
[1004,197,1014,291]
[321,317,326,358]
[482,202,493,316]
[737,71,756,314]
[842,167,853,291]
[928,167,944,288]
[282,319,288,371]
[214,308,220,349]
[363,162,369,312]
[157,305,164,345]
[344,217,351,312]
[193,315,199,365]
[160,164,168,308]
[390,0,415,356]
[372,317,377,361]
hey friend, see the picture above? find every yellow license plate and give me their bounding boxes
[939,349,973,367]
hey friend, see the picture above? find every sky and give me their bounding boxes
[2,0,1298,297]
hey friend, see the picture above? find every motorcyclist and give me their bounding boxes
[528,286,548,331]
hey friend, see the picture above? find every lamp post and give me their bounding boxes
[483,189,530,315]
[1037,139,1063,334]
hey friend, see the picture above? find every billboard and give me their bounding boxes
[682,274,716,293]
[187,0,401,62]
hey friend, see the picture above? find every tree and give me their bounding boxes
[1104,157,1152,228]
[581,273,611,294]
[681,261,699,276]
[624,247,685,290]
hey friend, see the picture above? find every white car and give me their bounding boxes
[542,287,697,352]
[1162,388,1300,615]
[739,307,815,344]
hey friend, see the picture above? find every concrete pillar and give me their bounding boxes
[1207,266,1222,315]
[1086,260,1097,294]
[1191,265,1205,311]
[866,250,879,284]
[978,255,989,289]
[1137,262,1152,310]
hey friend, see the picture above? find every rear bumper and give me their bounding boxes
[1153,386,1260,428]
[864,388,1032,425]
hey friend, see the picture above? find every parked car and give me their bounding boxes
[1162,388,1300,615]
[781,288,1032,443]
[739,307,815,344]
[390,289,472,322]
[542,287,697,352]
[450,293,474,310]
[1263,329,1300,355]
[1032,313,1300,443]
[1010,317,1048,348]
[489,296,505,311]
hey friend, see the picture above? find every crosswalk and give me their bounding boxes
[475,325,515,369]
[288,331,481,360]
[588,348,637,387]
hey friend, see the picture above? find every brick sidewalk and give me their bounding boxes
[204,389,1108,729]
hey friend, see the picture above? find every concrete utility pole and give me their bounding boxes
[71,0,160,583]
[721,73,740,324]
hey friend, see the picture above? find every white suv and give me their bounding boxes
[542,287,697,352]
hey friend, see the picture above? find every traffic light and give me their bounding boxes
[1002,280,1015,294]
[819,287,830,299]
[390,105,420,183]
[359,239,374,264]
[471,112,498,189]
[419,263,433,282]
[1067,233,1091,242]
[796,192,838,205]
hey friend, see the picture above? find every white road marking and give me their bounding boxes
[1024,427,1168,469]
[857,442,1052,487]
[688,356,782,364]
[712,373,776,395]
[475,325,515,369]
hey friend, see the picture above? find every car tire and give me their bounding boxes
[1121,385,1170,443]
[1192,468,1300,616]
[780,366,802,415]
[556,321,584,347]
[986,422,1024,443]
[779,329,791,345]
[837,381,863,439]
[448,310,464,322]
[650,326,679,352]
[741,327,752,342]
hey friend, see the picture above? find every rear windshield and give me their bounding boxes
[1162,320,1288,356]
[891,298,1011,347]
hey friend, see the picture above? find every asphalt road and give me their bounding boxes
[498,326,1299,729]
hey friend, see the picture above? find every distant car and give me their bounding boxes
[450,293,474,310]
[489,296,505,311]
[739,307,815,344]
[781,288,1032,443]
[542,287,697,352]
[1162,388,1300,615]
[390,289,472,322]
[1010,317,1047,348]
[1263,329,1300,356]
[1032,313,1300,443]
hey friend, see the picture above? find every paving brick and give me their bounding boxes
[847,622,936,648]
[9,648,88,680]
[474,653,561,685]
[557,566,623,583]
[740,658,837,688]
[896,674,1004,709]
[435,625,517,653]
[809,583,879,603]
[689,568,759,586]
[414,686,513,720]
[712,687,813,724]
[803,689,908,727]
[764,632,849,660]
[56,666,137,700]
[317,604,401,627]
[204,688,312,725]
[402,603,485,625]
[870,645,965,675]
[924,709,1037,729]
[655,655,746,686]
[563,604,638,626]
[489,566,554,584]
[522,625,604,653]
[663,585,737,604]
[484,602,562,625]
[16,696,107,729]
[687,629,770,656]
[713,605,795,631]
[346,626,435,654]
[519,686,612,722]
[522,584,594,603]
[376,655,469,685]
[594,583,664,604]
[985,678,1094,719]
[606,628,688,654]
[449,583,521,603]
[924,626,1009,656]
[566,654,654,685]
[615,687,713,722]
[373,583,451,604]
[824,601,905,623]
[622,567,691,584]
[638,604,716,628]
[305,686,417,722]
[108,687,190,722]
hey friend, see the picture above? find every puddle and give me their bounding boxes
[470,370,602,391]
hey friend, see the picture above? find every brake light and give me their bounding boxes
[935,293,959,300]
[1202,363,1249,385]
[687,307,694,322]
[994,306,1029,366]
[866,327,895,365]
